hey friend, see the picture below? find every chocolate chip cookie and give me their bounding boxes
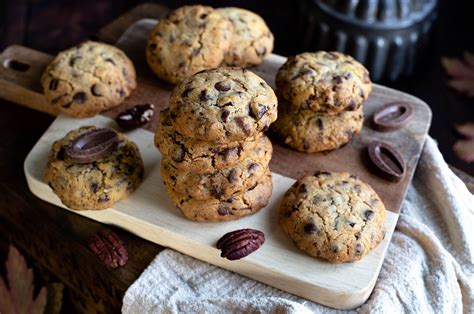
[41,41,136,118]
[146,5,233,84]
[155,108,262,172]
[279,172,386,263]
[216,7,273,67]
[167,170,272,222]
[44,126,144,210]
[275,51,371,114]
[169,67,278,143]
[272,101,364,153]
[161,135,272,200]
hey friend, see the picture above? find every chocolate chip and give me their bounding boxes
[221,109,230,122]
[228,169,238,183]
[363,210,374,220]
[222,102,233,107]
[217,205,231,216]
[210,187,224,198]
[91,84,103,96]
[298,184,308,193]
[148,43,157,50]
[69,56,81,66]
[200,13,208,19]
[312,195,324,204]
[172,145,185,162]
[304,222,319,234]
[49,79,59,91]
[250,104,267,120]
[350,175,358,179]
[181,88,193,97]
[314,171,330,176]
[348,100,357,111]
[349,222,356,227]
[332,245,340,253]
[235,117,250,135]
[90,182,99,193]
[355,232,361,240]
[105,58,116,65]
[354,184,362,193]
[215,81,230,92]
[359,89,365,98]
[333,75,343,84]
[355,243,363,255]
[248,163,259,172]
[56,147,65,160]
[199,90,210,101]
[73,92,87,104]
[222,147,238,160]
[316,118,324,131]
[117,88,126,97]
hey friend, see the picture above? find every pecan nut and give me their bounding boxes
[87,229,128,268]
[116,104,155,129]
[216,229,265,260]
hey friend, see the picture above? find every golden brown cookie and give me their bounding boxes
[41,41,136,117]
[44,126,144,210]
[279,172,386,263]
[146,5,233,84]
[169,67,278,143]
[271,101,364,153]
[155,108,263,173]
[160,135,272,200]
[216,7,273,67]
[275,51,371,114]
[167,170,272,222]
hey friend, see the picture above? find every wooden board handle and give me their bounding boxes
[0,45,59,115]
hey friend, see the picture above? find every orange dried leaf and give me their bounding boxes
[442,52,474,97]
[453,123,474,163]
[0,245,47,314]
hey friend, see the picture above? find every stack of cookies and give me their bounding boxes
[155,67,278,222]
[146,5,273,84]
[272,51,372,153]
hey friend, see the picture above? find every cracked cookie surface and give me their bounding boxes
[271,101,364,153]
[146,5,233,84]
[276,51,371,114]
[167,170,272,222]
[216,7,273,67]
[41,41,136,117]
[279,172,385,262]
[155,108,262,172]
[161,135,272,200]
[169,67,278,143]
[44,126,144,210]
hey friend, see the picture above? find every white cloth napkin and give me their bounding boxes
[122,137,474,313]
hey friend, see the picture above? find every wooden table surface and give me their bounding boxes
[0,3,472,313]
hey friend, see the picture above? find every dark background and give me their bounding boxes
[1,0,473,174]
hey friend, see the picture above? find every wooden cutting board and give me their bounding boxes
[2,18,431,310]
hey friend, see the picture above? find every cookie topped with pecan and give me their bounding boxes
[279,171,386,263]
[168,67,278,143]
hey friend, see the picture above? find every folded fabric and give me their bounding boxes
[123,137,474,313]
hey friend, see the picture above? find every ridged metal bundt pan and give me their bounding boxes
[299,0,438,81]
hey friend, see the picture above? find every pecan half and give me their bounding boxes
[87,229,128,268]
[216,229,265,260]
